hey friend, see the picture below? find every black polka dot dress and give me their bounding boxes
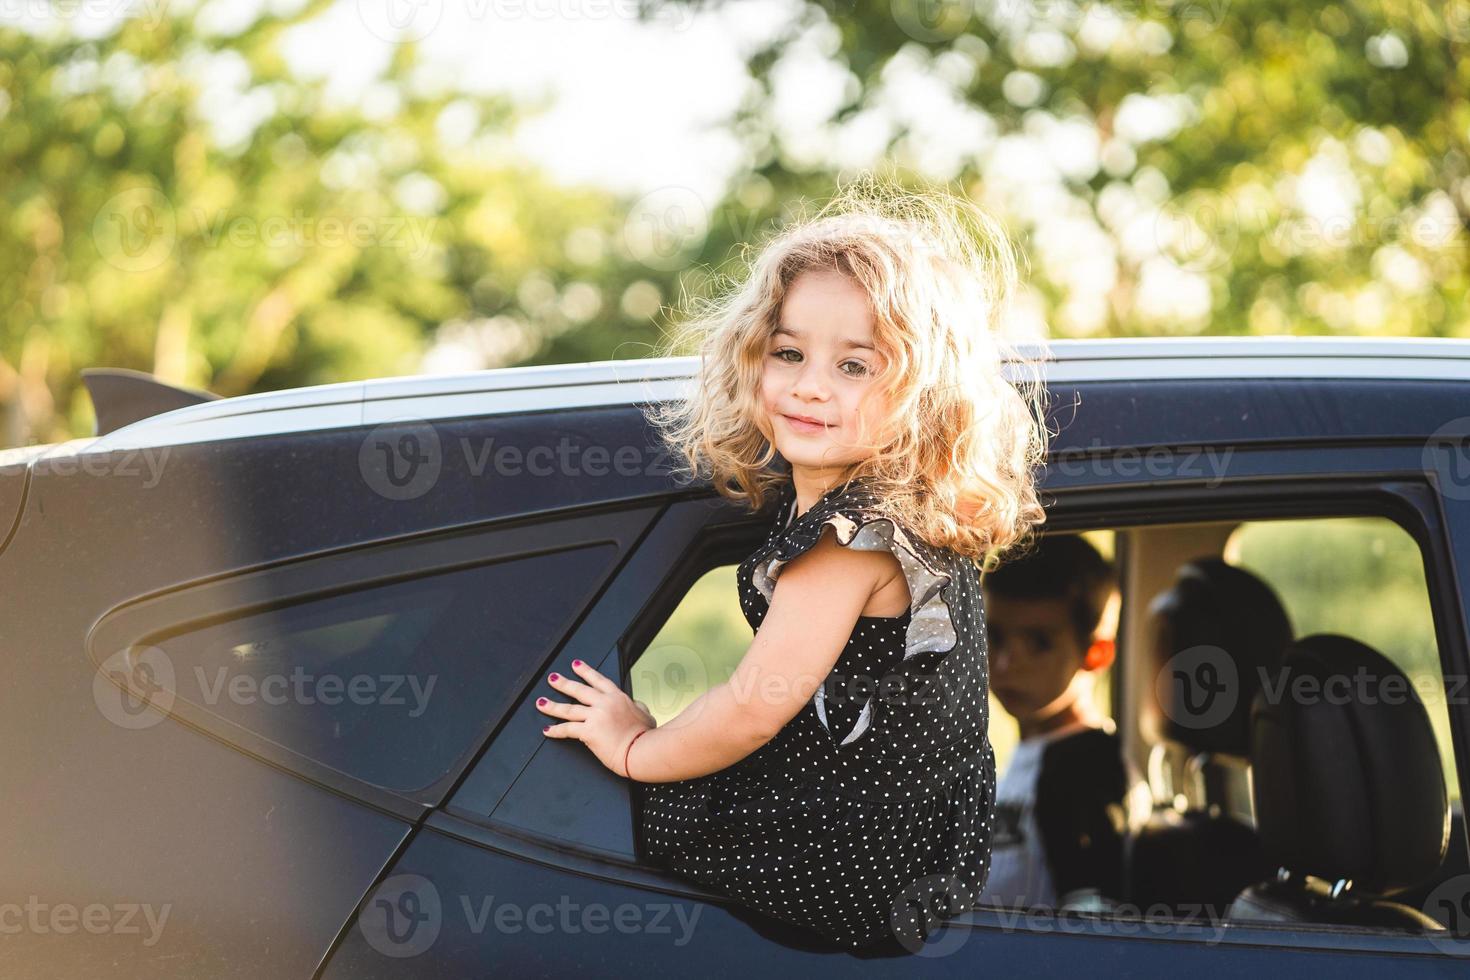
[640,474,998,951]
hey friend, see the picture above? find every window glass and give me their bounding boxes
[152,545,614,791]
[632,565,747,726]
[1225,516,1461,802]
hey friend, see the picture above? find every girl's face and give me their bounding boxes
[760,268,892,478]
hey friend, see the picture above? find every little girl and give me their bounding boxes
[536,174,1051,952]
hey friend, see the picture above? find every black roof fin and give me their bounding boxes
[80,368,222,436]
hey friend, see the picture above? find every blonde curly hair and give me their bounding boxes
[644,172,1052,570]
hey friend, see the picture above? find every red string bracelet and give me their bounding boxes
[623,728,649,781]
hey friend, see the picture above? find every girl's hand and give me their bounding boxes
[538,660,656,777]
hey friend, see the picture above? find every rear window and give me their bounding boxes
[149,545,614,791]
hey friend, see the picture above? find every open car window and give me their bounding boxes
[626,507,1468,945]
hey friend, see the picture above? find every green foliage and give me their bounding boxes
[0,4,676,444]
[657,0,1468,338]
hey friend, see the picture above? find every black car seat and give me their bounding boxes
[1224,634,1450,930]
[1126,557,1293,918]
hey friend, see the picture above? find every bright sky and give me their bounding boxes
[7,0,801,201]
[274,0,798,203]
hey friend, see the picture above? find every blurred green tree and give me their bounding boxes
[647,0,1467,341]
[0,1,675,446]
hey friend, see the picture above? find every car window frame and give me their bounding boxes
[86,504,655,818]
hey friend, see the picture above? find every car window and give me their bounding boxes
[150,545,615,792]
[1225,516,1461,803]
[618,494,1468,952]
[631,564,748,727]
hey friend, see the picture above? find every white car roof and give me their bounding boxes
[50,335,1470,455]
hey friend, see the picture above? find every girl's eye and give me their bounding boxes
[769,348,869,378]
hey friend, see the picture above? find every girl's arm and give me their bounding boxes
[626,526,903,783]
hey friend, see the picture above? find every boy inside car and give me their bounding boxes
[977,533,1152,911]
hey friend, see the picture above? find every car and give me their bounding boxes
[2,335,1469,976]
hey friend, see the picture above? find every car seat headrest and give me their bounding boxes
[1148,557,1294,755]
[1250,633,1450,895]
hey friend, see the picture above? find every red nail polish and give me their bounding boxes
[537,697,547,706]
[549,673,559,682]
[543,725,550,732]
[572,659,583,667]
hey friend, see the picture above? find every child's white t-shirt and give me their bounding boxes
[977,718,1107,910]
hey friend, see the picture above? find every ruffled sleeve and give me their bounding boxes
[750,484,960,662]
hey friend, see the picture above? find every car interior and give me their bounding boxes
[1118,516,1466,935]
[630,510,1470,939]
